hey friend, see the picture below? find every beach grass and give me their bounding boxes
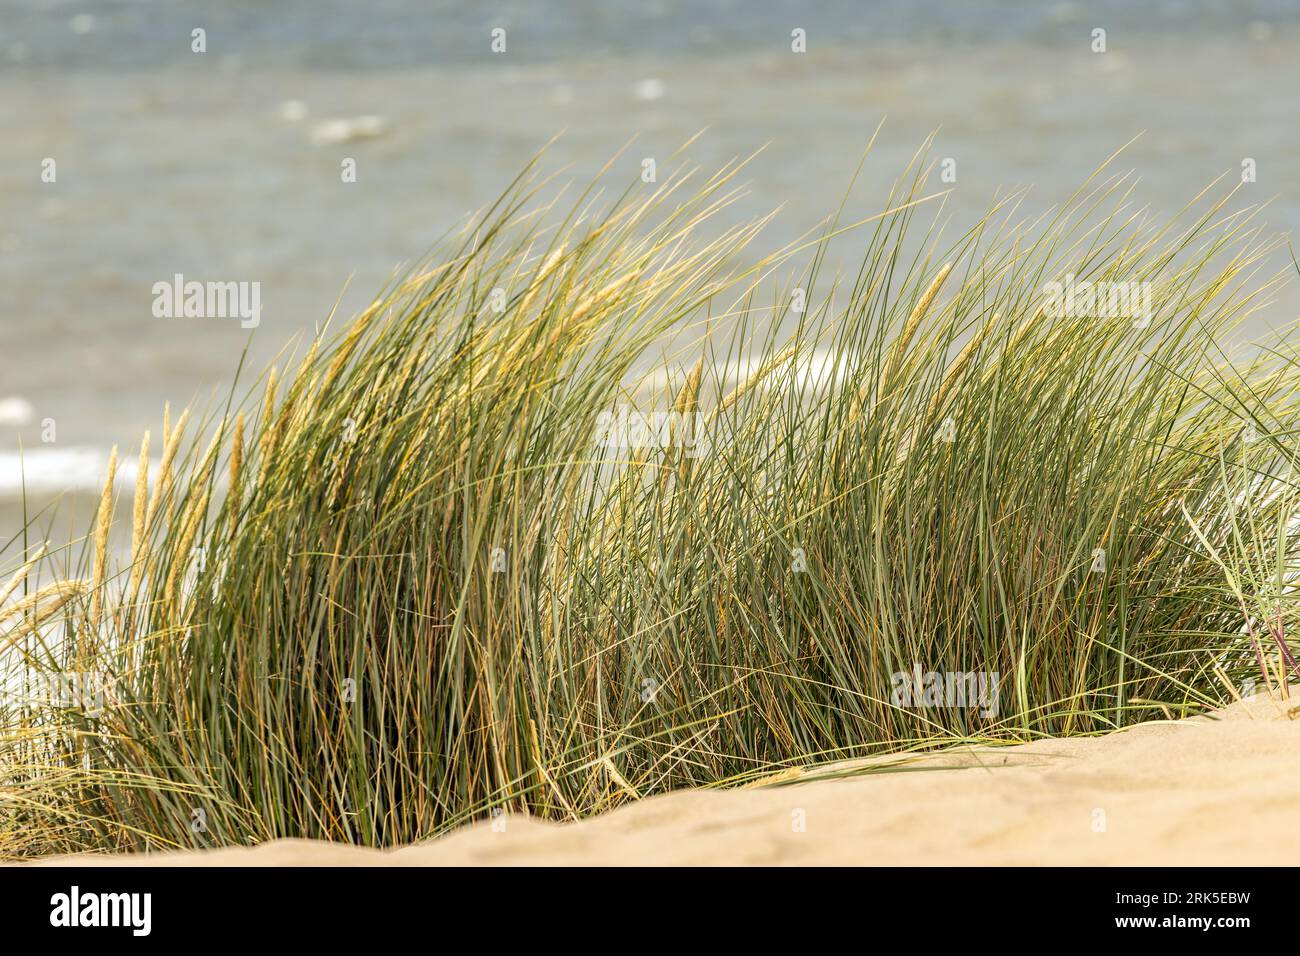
[2,141,1299,857]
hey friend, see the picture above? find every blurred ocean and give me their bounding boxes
[2,0,1299,523]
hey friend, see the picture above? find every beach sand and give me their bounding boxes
[25,693,1300,866]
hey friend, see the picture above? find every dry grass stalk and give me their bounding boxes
[877,262,953,403]
[129,432,150,588]
[229,412,245,517]
[1,581,86,648]
[89,446,118,635]
[516,245,568,319]
[926,312,998,422]
[0,543,49,609]
[146,409,190,533]
[570,269,640,325]
[163,428,222,609]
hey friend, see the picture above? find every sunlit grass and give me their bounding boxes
[3,140,1298,857]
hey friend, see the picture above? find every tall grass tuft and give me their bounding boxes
[3,143,1299,857]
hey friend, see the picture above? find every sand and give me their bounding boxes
[26,693,1300,866]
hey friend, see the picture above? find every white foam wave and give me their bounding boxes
[0,396,35,427]
[0,447,155,499]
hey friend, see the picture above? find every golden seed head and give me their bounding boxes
[0,541,50,609]
[90,446,118,631]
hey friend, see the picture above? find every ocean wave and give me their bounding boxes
[0,448,155,500]
[0,397,35,428]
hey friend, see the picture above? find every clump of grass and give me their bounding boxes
[3,142,1299,857]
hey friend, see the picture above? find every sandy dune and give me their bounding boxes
[28,694,1300,866]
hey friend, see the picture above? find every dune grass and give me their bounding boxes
[2,142,1299,857]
